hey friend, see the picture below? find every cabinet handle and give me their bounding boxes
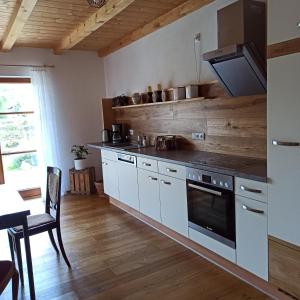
[240,185,262,194]
[143,162,151,167]
[102,162,108,166]
[166,168,177,173]
[161,180,171,185]
[272,140,300,147]
[148,176,158,181]
[242,205,264,215]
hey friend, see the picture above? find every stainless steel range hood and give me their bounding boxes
[203,0,267,97]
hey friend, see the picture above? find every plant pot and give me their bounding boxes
[74,158,87,170]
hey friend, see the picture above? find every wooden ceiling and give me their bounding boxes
[0,0,213,57]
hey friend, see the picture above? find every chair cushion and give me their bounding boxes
[12,213,55,232]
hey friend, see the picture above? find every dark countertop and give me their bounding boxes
[88,142,267,182]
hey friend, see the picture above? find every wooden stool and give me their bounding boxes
[69,167,95,195]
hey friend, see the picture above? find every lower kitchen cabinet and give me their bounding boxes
[138,169,161,222]
[118,160,139,210]
[102,158,119,200]
[235,195,268,280]
[159,174,188,237]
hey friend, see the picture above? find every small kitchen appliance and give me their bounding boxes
[186,167,235,248]
[101,128,111,143]
[112,124,123,144]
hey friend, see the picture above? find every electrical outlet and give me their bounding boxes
[192,132,205,141]
[194,33,201,42]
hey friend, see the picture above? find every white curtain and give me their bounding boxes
[31,68,66,196]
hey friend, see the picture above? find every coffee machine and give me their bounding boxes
[112,124,123,144]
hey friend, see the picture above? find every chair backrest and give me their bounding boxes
[0,261,14,294]
[45,166,62,222]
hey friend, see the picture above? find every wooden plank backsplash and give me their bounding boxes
[113,94,267,159]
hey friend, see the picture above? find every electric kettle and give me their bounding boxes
[101,129,111,143]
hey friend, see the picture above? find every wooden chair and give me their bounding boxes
[7,166,71,284]
[0,261,19,300]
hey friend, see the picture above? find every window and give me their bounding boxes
[0,77,41,196]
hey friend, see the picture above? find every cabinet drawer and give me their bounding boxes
[158,161,186,180]
[101,149,118,162]
[137,157,158,173]
[236,196,268,280]
[235,177,267,203]
[189,227,236,263]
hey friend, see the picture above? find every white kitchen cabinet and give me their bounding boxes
[118,160,139,210]
[159,174,188,237]
[268,54,300,246]
[189,227,236,263]
[268,0,300,45]
[138,169,161,222]
[102,158,119,200]
[235,177,267,203]
[137,157,158,173]
[158,161,186,180]
[235,195,268,280]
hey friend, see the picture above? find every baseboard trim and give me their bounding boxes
[109,197,290,300]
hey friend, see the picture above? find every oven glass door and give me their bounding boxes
[187,181,235,246]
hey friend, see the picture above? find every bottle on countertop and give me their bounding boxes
[147,85,153,103]
[154,84,162,102]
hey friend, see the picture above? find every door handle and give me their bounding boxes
[188,183,222,196]
[142,162,151,167]
[148,176,158,181]
[242,205,264,215]
[166,168,177,173]
[161,180,171,185]
[272,140,300,147]
[240,185,262,194]
[102,162,108,166]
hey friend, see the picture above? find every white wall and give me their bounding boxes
[0,48,106,191]
[104,0,236,97]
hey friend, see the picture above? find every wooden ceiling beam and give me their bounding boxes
[1,0,38,51]
[54,0,135,54]
[98,0,214,57]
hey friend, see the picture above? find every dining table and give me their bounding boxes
[0,184,36,300]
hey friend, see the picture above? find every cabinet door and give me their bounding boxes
[102,159,119,200]
[118,163,139,210]
[138,169,161,222]
[268,0,300,45]
[236,195,268,280]
[268,54,300,246]
[159,175,188,237]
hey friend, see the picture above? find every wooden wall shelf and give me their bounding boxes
[112,97,205,110]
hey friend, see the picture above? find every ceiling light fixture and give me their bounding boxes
[87,0,106,8]
[297,21,300,27]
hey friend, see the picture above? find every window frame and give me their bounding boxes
[0,77,41,199]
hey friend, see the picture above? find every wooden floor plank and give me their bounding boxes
[0,194,269,299]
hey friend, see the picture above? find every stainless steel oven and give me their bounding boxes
[186,167,235,248]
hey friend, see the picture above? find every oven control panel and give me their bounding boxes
[186,167,233,191]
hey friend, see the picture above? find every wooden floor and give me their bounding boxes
[1,194,270,300]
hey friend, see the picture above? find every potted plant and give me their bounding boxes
[71,145,90,170]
